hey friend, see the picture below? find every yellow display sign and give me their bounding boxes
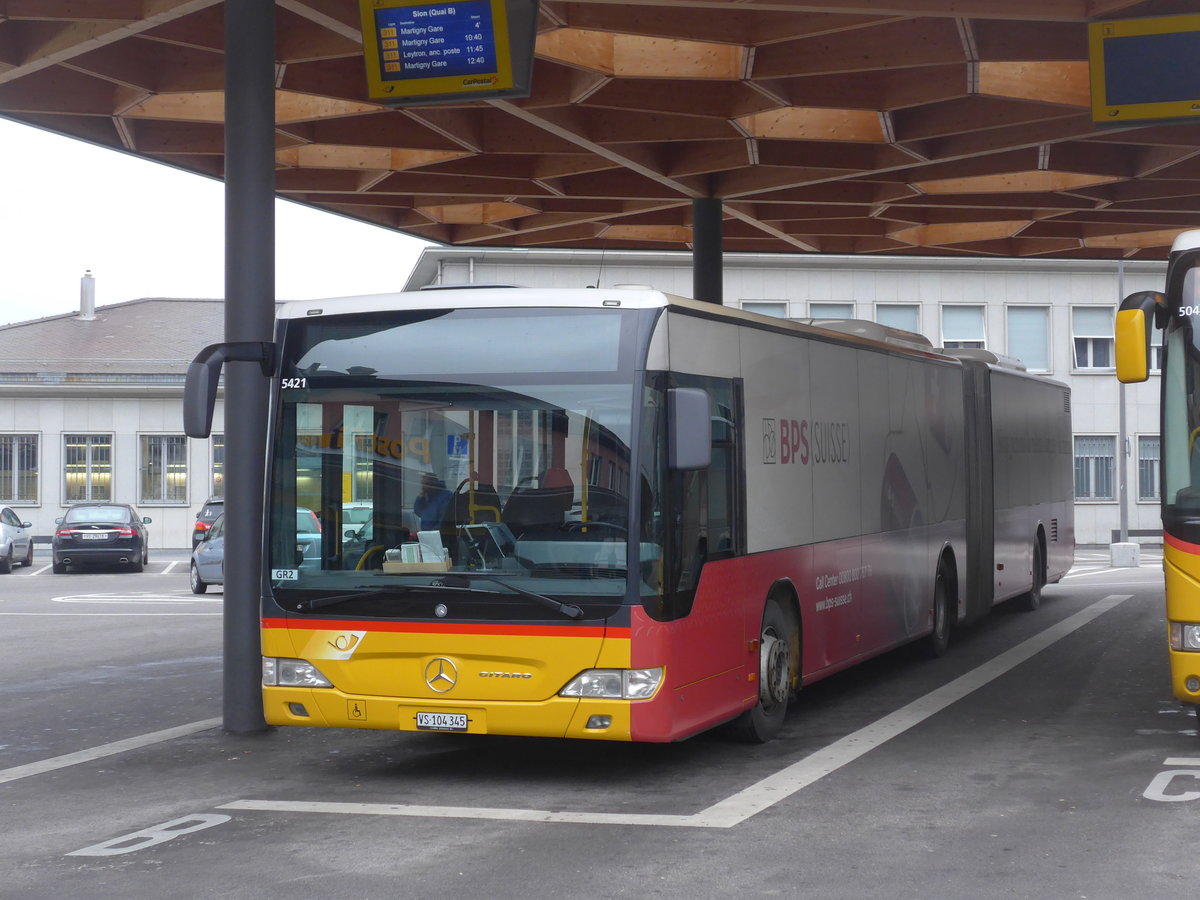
[1089,14,1200,124]
[359,0,533,105]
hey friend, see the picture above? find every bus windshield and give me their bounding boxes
[1163,266,1200,533]
[266,307,655,619]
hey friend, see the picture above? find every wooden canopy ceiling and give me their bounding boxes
[2,0,1199,259]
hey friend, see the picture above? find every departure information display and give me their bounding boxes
[1089,14,1200,124]
[375,0,498,81]
[360,0,529,104]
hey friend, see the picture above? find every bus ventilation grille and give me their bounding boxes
[1063,391,1071,414]
[1050,518,1059,542]
[531,564,626,580]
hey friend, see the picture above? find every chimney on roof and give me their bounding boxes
[80,270,96,320]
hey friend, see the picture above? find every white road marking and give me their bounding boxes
[68,814,231,856]
[0,718,222,786]
[1164,758,1200,766]
[219,800,697,827]
[51,592,220,604]
[222,594,1133,829]
[158,561,182,575]
[697,596,1132,828]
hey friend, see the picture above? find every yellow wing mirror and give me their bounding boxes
[1115,291,1164,384]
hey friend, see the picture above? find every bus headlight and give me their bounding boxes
[559,668,663,699]
[1169,623,1200,651]
[263,657,333,687]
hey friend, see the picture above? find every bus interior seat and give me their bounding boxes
[502,468,574,537]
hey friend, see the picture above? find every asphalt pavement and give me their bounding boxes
[1,546,1194,900]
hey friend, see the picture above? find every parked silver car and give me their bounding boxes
[0,506,34,573]
[190,512,224,594]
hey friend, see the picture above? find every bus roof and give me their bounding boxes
[275,286,681,319]
[275,285,951,362]
[1173,230,1200,254]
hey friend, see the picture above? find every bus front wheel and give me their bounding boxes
[727,598,795,744]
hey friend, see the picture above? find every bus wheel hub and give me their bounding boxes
[760,631,790,706]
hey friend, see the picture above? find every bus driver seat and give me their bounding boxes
[502,467,575,538]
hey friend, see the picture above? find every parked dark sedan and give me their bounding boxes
[191,497,224,548]
[52,503,152,573]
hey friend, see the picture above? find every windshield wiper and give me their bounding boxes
[441,574,585,620]
[298,583,463,612]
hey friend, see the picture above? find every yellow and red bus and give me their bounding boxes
[1117,230,1200,730]
[189,287,1073,742]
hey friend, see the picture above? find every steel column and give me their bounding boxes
[692,198,723,305]
[222,0,275,733]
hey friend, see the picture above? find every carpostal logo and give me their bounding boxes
[762,417,850,465]
[463,75,499,87]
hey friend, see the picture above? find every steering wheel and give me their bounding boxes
[563,521,627,536]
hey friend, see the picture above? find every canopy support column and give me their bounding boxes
[692,198,723,305]
[222,0,275,734]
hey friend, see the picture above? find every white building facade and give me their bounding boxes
[0,297,226,550]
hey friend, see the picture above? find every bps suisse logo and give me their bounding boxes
[762,418,850,465]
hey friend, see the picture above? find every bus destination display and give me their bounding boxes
[360,0,517,103]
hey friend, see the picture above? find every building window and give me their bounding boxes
[140,435,188,503]
[941,305,986,349]
[210,433,225,498]
[875,303,920,334]
[0,434,38,503]
[809,301,854,319]
[1138,435,1161,502]
[1151,329,1164,373]
[1074,435,1116,501]
[1072,306,1114,369]
[741,301,788,318]
[1006,306,1051,371]
[64,434,112,502]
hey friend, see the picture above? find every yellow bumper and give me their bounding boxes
[264,686,633,740]
[261,616,636,739]
[1163,540,1200,704]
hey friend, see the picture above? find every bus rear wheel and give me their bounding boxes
[727,598,795,744]
[922,566,952,658]
[1015,541,1044,612]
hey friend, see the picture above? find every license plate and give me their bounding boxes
[416,711,468,731]
[80,532,108,540]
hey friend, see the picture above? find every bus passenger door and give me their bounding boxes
[660,377,746,704]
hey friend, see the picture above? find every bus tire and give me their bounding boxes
[1015,541,1044,612]
[727,598,795,744]
[922,565,952,658]
[0,546,11,574]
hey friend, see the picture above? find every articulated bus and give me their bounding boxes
[1117,230,1200,731]
[187,287,1074,743]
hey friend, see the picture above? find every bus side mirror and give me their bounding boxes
[184,341,277,438]
[668,387,712,470]
[1115,291,1163,384]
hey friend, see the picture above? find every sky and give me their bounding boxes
[0,117,433,327]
